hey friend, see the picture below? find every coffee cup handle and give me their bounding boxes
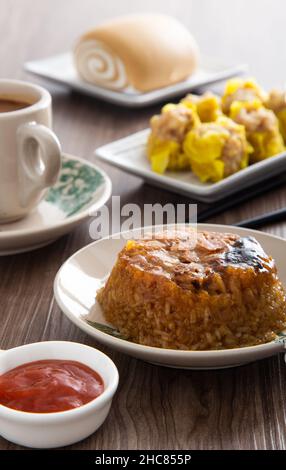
[17,122,61,208]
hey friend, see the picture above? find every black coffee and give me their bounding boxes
[0,98,31,113]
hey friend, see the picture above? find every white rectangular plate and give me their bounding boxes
[24,52,247,108]
[95,129,286,202]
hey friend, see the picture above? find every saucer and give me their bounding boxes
[0,153,112,255]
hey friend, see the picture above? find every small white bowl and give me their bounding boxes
[0,341,119,448]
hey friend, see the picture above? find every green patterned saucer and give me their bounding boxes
[0,153,112,255]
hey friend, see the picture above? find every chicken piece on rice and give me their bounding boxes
[183,116,252,183]
[97,229,286,350]
[147,103,200,174]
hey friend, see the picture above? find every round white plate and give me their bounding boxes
[0,153,112,255]
[54,224,286,369]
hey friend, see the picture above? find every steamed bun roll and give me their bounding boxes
[74,14,199,92]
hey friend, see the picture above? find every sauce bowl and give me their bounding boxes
[0,341,119,448]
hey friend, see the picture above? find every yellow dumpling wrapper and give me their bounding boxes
[183,117,251,183]
[275,109,286,143]
[265,90,286,144]
[246,131,284,162]
[230,98,262,114]
[230,101,285,162]
[147,102,200,173]
[147,135,189,173]
[222,78,266,115]
[181,93,222,122]
[183,127,227,182]
[223,78,262,96]
[161,102,201,127]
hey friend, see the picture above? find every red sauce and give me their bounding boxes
[0,360,104,413]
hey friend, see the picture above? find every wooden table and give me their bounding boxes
[1,0,286,450]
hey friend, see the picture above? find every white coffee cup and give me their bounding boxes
[0,79,61,223]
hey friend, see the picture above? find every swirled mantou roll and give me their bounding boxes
[74,14,199,92]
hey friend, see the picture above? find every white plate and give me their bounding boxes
[95,129,286,202]
[24,52,247,108]
[54,224,286,370]
[0,153,112,255]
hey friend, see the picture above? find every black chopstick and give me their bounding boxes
[234,207,286,229]
[197,173,286,223]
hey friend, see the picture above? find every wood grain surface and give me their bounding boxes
[1,0,286,450]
